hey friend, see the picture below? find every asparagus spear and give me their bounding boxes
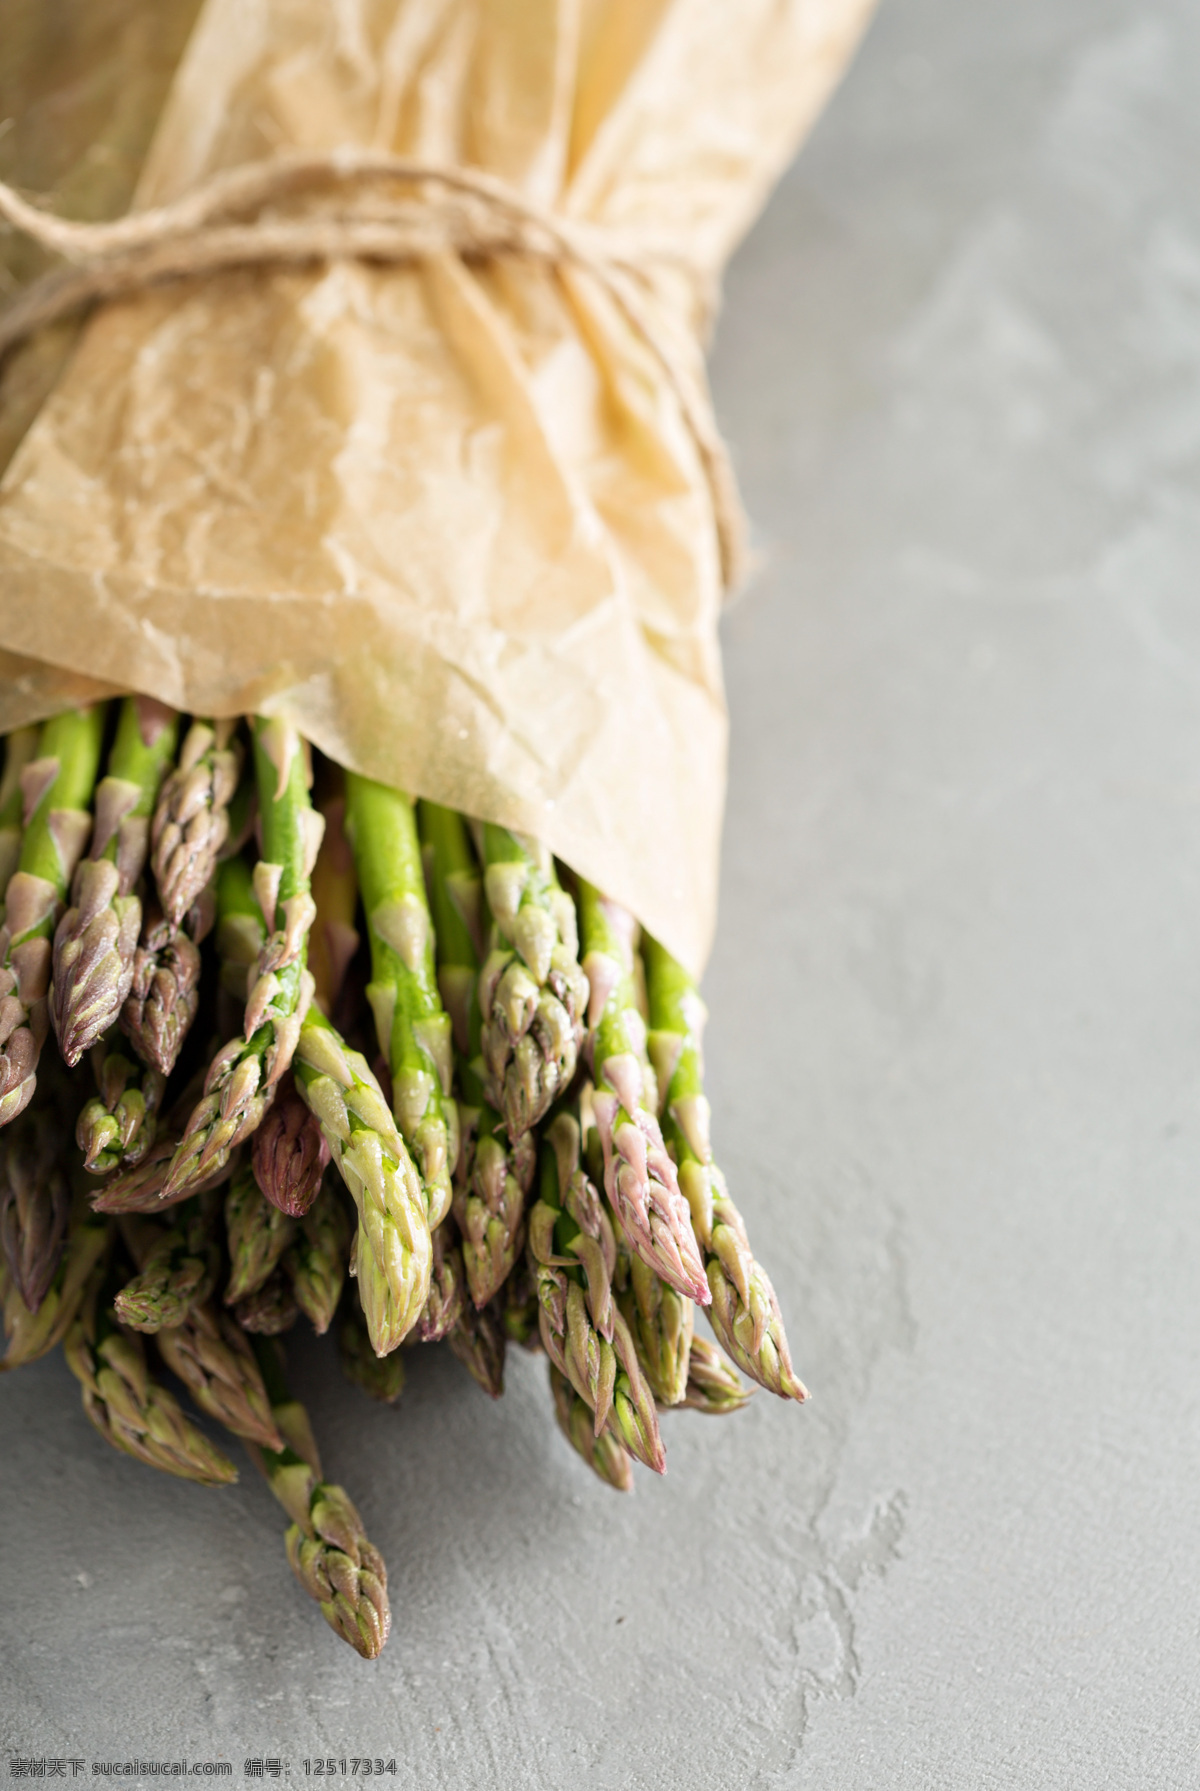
[88,1074,236,1214]
[51,697,179,1065]
[678,1336,754,1415]
[223,1159,296,1304]
[63,1261,238,1486]
[548,1364,633,1493]
[76,1040,165,1174]
[149,719,241,931]
[0,706,107,1127]
[119,901,203,1077]
[292,1005,430,1354]
[576,881,709,1304]
[246,1338,391,1659]
[500,1255,539,1350]
[617,1247,694,1409]
[344,775,454,1230]
[339,1305,406,1403]
[252,1071,329,1217]
[154,1300,284,1450]
[0,1193,108,1369]
[642,934,807,1403]
[416,1223,465,1343]
[163,722,322,1199]
[113,1202,219,1333]
[0,727,39,894]
[530,1111,664,1473]
[232,1268,299,1335]
[477,825,588,1137]
[447,1297,506,1398]
[419,801,532,1308]
[282,1176,349,1334]
[0,1102,71,1310]
[307,781,360,1019]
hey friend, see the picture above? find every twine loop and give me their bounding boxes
[0,150,744,589]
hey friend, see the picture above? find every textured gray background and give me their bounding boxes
[4,0,1199,1784]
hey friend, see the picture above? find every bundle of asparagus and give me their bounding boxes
[0,702,806,1660]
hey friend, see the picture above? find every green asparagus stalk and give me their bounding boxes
[416,1223,465,1343]
[223,1159,296,1304]
[530,1111,665,1473]
[500,1255,539,1349]
[0,727,39,895]
[119,900,203,1076]
[232,1268,299,1335]
[0,706,107,1128]
[344,775,454,1230]
[617,1246,694,1409]
[0,1193,109,1369]
[548,1364,633,1493]
[678,1336,754,1415]
[76,1040,165,1174]
[642,934,807,1403]
[149,719,241,930]
[576,882,708,1304]
[292,1005,430,1354]
[339,1305,406,1403]
[113,1202,219,1333]
[51,697,179,1065]
[447,1297,506,1398]
[163,722,322,1200]
[0,1102,71,1310]
[419,801,533,1309]
[63,1261,238,1486]
[246,1338,392,1659]
[154,1300,284,1450]
[477,825,588,1137]
[307,781,360,1019]
[283,1177,350,1334]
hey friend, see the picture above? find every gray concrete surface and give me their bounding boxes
[4,0,1199,1784]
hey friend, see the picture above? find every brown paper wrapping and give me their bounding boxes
[0,0,873,975]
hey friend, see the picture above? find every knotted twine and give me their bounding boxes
[0,149,746,591]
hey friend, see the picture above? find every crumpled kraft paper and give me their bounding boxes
[0,0,874,975]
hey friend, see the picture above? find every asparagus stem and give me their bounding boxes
[577,881,709,1304]
[292,1004,430,1355]
[246,1337,392,1659]
[63,1260,238,1486]
[345,775,455,1231]
[0,727,39,894]
[548,1364,634,1493]
[477,825,588,1137]
[0,706,107,1127]
[530,1110,664,1473]
[642,933,807,1403]
[224,1158,297,1304]
[447,1297,506,1398]
[0,1101,71,1310]
[308,779,360,1018]
[282,1177,349,1335]
[149,719,241,931]
[419,801,532,1309]
[51,697,179,1065]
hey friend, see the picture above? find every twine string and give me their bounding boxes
[0,150,744,589]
